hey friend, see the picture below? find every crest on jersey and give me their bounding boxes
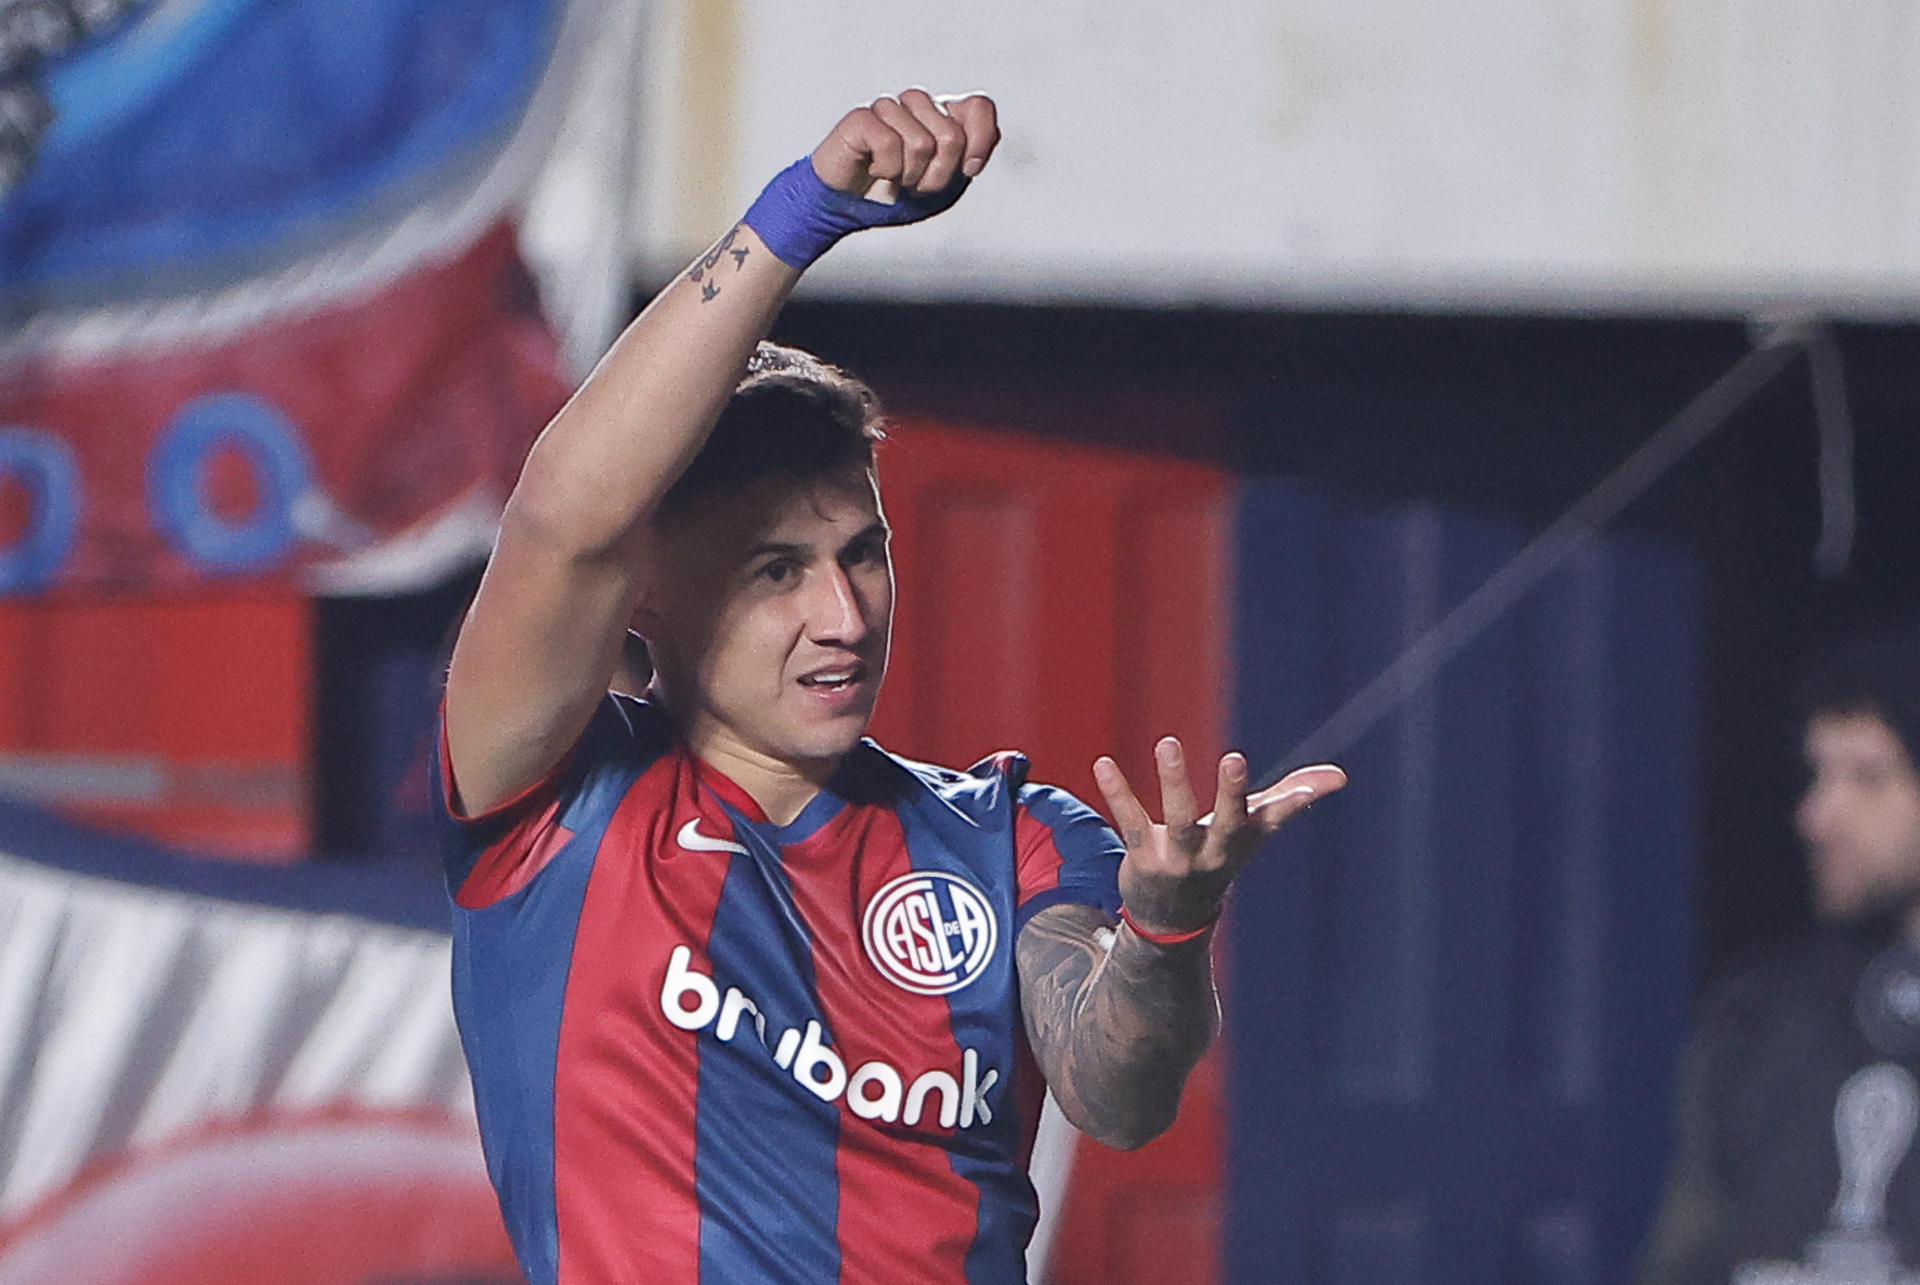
[861,871,998,996]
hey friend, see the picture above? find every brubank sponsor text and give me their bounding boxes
[660,945,1001,1129]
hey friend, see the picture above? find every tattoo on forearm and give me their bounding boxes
[687,226,750,302]
[1017,903,1218,1149]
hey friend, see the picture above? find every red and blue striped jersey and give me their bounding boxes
[435,695,1124,1284]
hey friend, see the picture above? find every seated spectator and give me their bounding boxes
[1638,625,1920,1284]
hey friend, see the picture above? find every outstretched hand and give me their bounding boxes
[1094,738,1347,938]
[811,88,999,204]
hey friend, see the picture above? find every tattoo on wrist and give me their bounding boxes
[688,226,746,301]
[1121,874,1227,938]
[1017,904,1218,1148]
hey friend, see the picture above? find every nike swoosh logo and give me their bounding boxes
[677,818,747,856]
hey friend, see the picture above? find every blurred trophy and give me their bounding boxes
[1735,1064,1920,1285]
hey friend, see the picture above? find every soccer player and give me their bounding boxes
[437,88,1346,1283]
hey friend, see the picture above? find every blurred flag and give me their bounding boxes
[0,797,515,1282]
[0,0,607,597]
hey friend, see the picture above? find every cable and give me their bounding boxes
[1261,331,1807,781]
[1804,326,1857,580]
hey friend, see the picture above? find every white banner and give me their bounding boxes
[0,849,517,1283]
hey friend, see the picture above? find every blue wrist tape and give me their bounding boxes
[741,157,970,269]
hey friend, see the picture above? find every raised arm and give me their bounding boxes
[444,90,998,815]
[1018,740,1346,1148]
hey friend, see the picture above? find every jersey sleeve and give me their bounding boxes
[434,693,665,909]
[1010,778,1125,934]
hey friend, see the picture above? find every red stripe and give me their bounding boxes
[552,752,731,1284]
[689,756,768,822]
[453,799,575,909]
[1013,809,1069,904]
[782,806,984,1285]
[439,710,579,910]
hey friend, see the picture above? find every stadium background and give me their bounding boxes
[2,1,1918,1281]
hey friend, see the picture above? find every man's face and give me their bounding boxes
[1796,711,1920,922]
[641,469,892,776]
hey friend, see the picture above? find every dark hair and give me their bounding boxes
[658,342,886,518]
[1795,625,1920,766]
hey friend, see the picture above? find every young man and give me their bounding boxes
[438,89,1345,1283]
[1637,625,1920,1284]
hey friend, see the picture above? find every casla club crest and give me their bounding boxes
[861,871,998,996]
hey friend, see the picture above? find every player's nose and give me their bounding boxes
[807,561,872,645]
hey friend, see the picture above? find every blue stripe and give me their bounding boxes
[441,697,661,1285]
[892,772,1036,1285]
[451,844,590,1285]
[695,808,841,1283]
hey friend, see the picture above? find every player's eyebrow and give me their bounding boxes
[744,540,809,561]
[745,522,889,562]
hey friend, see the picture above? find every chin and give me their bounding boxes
[793,712,875,759]
[791,725,869,764]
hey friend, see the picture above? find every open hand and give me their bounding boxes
[1094,738,1347,937]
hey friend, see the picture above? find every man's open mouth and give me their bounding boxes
[798,664,864,693]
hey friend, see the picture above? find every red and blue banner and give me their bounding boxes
[0,0,584,596]
[0,10,595,1265]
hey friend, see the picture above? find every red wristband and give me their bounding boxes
[1118,905,1216,945]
